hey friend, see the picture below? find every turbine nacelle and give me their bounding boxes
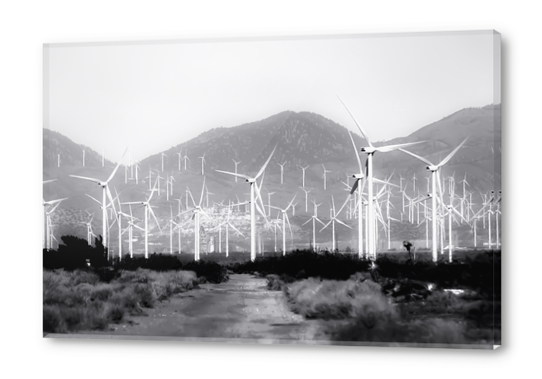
[353,173,364,179]
[246,178,256,183]
[426,165,438,171]
[360,146,377,154]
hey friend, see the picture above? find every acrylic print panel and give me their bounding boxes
[43,30,501,349]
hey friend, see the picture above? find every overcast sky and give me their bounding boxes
[44,30,499,163]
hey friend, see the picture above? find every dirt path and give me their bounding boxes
[106,274,323,342]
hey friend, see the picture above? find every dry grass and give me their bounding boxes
[43,268,199,334]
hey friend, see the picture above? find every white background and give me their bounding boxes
[1,1,538,378]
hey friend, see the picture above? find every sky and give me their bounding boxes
[44,30,499,163]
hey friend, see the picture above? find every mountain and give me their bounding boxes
[43,104,501,252]
[141,110,366,178]
[371,104,501,192]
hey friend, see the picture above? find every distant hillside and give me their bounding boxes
[141,111,366,176]
[43,129,114,172]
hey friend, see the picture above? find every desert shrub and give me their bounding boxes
[116,269,151,284]
[183,261,229,284]
[67,270,100,286]
[132,283,155,308]
[105,304,125,323]
[89,284,114,302]
[424,291,464,312]
[266,274,295,291]
[230,250,371,280]
[286,278,394,320]
[331,316,467,345]
[43,265,202,334]
[43,305,65,333]
[59,307,86,330]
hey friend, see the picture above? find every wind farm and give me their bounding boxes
[42,31,500,347]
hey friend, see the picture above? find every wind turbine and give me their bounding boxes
[270,193,297,255]
[57,154,60,168]
[183,153,190,170]
[399,136,469,261]
[216,145,277,261]
[80,211,96,246]
[320,196,351,252]
[43,198,66,250]
[161,152,166,172]
[179,178,211,261]
[121,179,162,259]
[70,149,126,250]
[338,96,424,258]
[210,207,244,256]
[101,149,106,167]
[82,150,85,167]
[302,200,325,251]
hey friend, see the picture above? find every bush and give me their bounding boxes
[42,267,201,334]
[230,250,371,280]
[43,305,65,333]
[183,261,229,284]
[331,316,468,345]
[266,274,295,291]
[286,278,394,320]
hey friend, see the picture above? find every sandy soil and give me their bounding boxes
[105,274,324,342]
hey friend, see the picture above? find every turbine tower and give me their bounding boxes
[278,162,286,184]
[232,159,241,182]
[298,165,309,188]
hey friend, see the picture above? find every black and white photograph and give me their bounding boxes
[42,30,500,348]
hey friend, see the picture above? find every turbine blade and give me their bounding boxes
[106,148,128,183]
[147,178,158,202]
[301,218,312,226]
[86,193,102,206]
[399,149,434,166]
[335,218,352,229]
[133,224,145,232]
[215,170,250,180]
[348,130,363,171]
[376,141,425,153]
[149,205,162,233]
[438,136,469,167]
[106,186,118,217]
[255,144,278,179]
[285,213,293,236]
[228,223,244,237]
[70,175,101,184]
[336,195,350,217]
[336,95,372,147]
[286,193,298,211]
[319,220,332,232]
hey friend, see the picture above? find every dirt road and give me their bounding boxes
[107,274,323,343]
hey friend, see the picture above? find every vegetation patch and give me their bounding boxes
[43,268,199,334]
